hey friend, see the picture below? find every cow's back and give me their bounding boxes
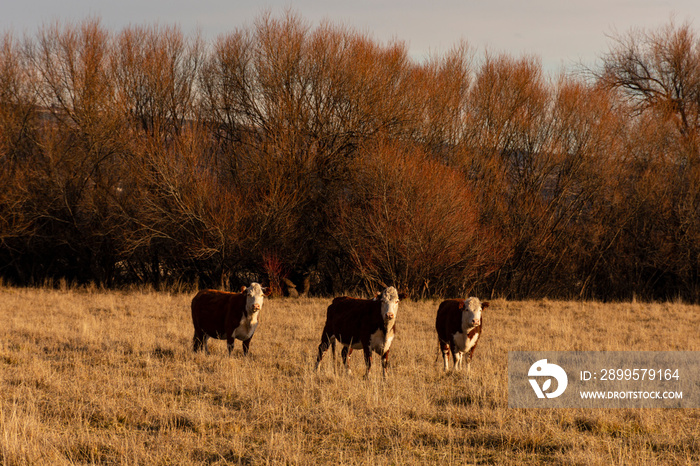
[192,290,244,336]
[324,297,381,343]
[436,299,464,342]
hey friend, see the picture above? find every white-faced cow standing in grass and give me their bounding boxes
[191,283,272,355]
[315,286,406,378]
[435,297,488,372]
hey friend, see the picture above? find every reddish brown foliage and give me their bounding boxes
[0,15,699,301]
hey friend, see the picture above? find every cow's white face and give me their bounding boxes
[378,286,401,321]
[463,297,488,328]
[243,282,269,314]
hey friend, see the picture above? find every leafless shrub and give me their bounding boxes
[0,15,699,300]
[329,139,504,296]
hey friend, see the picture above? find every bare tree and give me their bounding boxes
[112,24,203,137]
[598,21,700,156]
[0,33,39,282]
[329,139,504,296]
[1,14,699,300]
[596,20,700,301]
[18,19,127,284]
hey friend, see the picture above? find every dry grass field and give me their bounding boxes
[1,285,699,465]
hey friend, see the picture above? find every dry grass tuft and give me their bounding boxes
[1,287,699,464]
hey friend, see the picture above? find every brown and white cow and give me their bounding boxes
[191,283,272,355]
[435,297,488,372]
[315,286,406,378]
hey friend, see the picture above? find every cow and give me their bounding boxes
[435,297,488,373]
[315,286,406,378]
[191,283,272,355]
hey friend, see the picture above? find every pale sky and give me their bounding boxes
[2,0,699,74]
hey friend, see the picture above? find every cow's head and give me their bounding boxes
[462,297,488,328]
[377,286,405,321]
[241,282,272,314]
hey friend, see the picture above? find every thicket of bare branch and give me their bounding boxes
[1,15,699,301]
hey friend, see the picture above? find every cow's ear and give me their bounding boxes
[263,287,273,296]
[398,292,407,301]
[458,301,465,310]
[240,286,247,293]
[482,302,490,309]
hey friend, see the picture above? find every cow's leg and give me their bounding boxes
[193,330,204,352]
[449,343,459,370]
[466,348,475,374]
[381,350,389,378]
[455,352,464,371]
[330,338,337,372]
[227,336,235,356]
[341,346,352,374]
[439,340,450,371]
[362,343,372,378]
[450,343,463,370]
[315,332,332,371]
[202,334,210,354]
[242,337,252,356]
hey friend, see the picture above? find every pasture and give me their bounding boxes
[1,285,699,465]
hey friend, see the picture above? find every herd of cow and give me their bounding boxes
[191,283,489,377]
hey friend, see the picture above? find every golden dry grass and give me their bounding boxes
[1,285,699,465]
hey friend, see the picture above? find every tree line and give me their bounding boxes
[1,13,699,301]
